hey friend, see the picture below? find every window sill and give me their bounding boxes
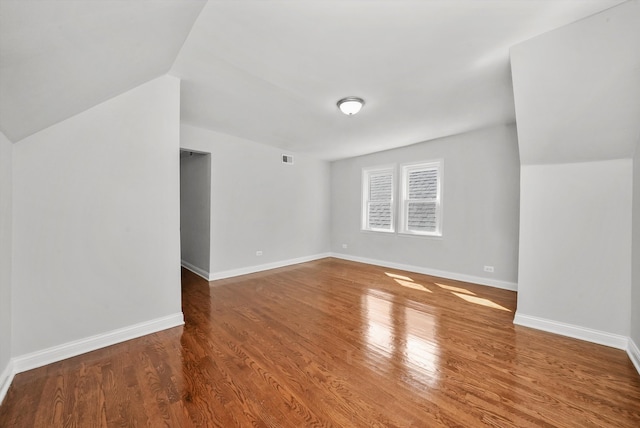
[397,231,443,239]
[361,228,395,234]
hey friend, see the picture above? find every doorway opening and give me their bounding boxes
[180,150,211,280]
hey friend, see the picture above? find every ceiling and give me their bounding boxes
[0,0,627,160]
[0,0,206,142]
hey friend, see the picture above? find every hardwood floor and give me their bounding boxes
[1,258,639,427]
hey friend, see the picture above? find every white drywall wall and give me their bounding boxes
[0,132,12,386]
[632,141,640,348]
[517,160,632,336]
[180,151,211,275]
[511,1,638,343]
[330,124,520,285]
[11,75,182,356]
[180,124,331,274]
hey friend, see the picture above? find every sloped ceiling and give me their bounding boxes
[1,0,627,159]
[511,0,640,165]
[172,0,626,160]
[0,0,206,142]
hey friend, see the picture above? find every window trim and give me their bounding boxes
[398,159,443,237]
[361,165,396,233]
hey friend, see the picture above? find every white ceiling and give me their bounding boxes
[0,0,206,142]
[511,0,640,165]
[1,0,627,159]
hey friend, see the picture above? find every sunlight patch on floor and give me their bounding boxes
[384,273,509,312]
[393,278,432,292]
[385,272,432,292]
[384,272,413,281]
[452,292,511,312]
[435,283,475,295]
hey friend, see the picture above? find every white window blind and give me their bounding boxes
[362,167,394,232]
[400,161,442,236]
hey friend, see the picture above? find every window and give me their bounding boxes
[400,160,442,236]
[362,166,395,232]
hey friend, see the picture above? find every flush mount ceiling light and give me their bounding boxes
[337,97,365,115]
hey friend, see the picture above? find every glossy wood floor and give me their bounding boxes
[1,258,639,427]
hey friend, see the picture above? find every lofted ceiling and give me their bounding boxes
[0,0,627,160]
[0,0,206,142]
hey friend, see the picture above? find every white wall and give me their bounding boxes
[180,151,211,276]
[632,142,640,349]
[12,75,182,356]
[517,160,632,338]
[181,124,331,275]
[0,132,12,395]
[330,124,520,287]
[511,1,639,348]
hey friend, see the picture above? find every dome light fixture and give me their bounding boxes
[337,97,365,115]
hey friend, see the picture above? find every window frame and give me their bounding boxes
[361,165,396,233]
[399,160,443,237]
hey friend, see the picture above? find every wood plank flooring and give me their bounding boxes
[1,257,639,427]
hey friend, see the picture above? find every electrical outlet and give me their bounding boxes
[484,265,494,273]
[256,250,263,256]
[342,243,348,249]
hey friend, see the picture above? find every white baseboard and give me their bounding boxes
[209,253,332,281]
[330,253,518,291]
[513,312,628,350]
[0,359,15,405]
[181,260,211,281]
[12,312,184,375]
[628,338,640,375]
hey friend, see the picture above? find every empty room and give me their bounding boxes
[1,0,639,426]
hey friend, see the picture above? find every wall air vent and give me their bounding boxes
[282,154,294,165]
